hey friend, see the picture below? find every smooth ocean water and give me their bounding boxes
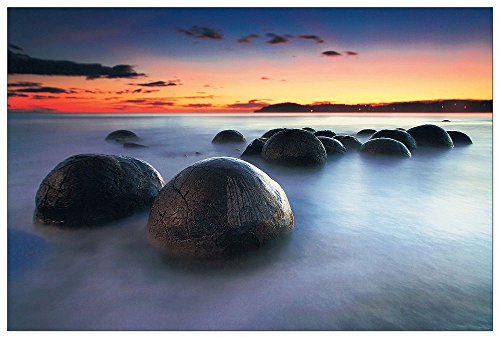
[7,113,492,330]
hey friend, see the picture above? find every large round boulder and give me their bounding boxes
[262,129,327,166]
[262,128,287,138]
[35,154,165,227]
[407,124,454,148]
[335,135,362,150]
[447,131,473,145]
[370,129,417,150]
[147,157,294,258]
[241,138,267,157]
[105,130,140,143]
[317,136,346,155]
[360,138,411,157]
[212,130,245,143]
[314,130,336,138]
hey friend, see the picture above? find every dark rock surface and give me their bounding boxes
[317,136,346,155]
[35,154,165,227]
[105,130,140,143]
[334,135,362,150]
[302,127,315,133]
[370,129,417,150]
[147,157,294,258]
[212,130,245,143]
[357,129,377,136]
[442,119,451,122]
[262,128,287,138]
[360,138,411,157]
[241,138,267,157]
[447,131,473,145]
[407,124,454,148]
[314,130,336,138]
[262,129,327,166]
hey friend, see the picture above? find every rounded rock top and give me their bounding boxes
[212,130,246,143]
[360,137,411,157]
[35,154,165,227]
[407,124,454,148]
[447,130,473,145]
[317,136,346,155]
[147,157,294,258]
[105,130,140,143]
[262,129,327,166]
[370,129,417,150]
[262,128,287,138]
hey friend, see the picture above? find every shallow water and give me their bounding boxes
[7,113,492,330]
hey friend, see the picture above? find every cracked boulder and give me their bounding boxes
[262,129,327,166]
[147,157,294,258]
[212,130,245,143]
[407,124,454,148]
[35,154,165,227]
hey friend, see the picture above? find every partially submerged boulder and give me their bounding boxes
[360,138,411,157]
[357,129,377,136]
[212,130,245,143]
[335,135,362,150]
[147,157,294,258]
[105,130,140,144]
[370,129,417,150]
[35,154,165,227]
[447,131,473,145]
[262,129,327,166]
[262,128,287,139]
[317,136,346,155]
[314,130,336,138]
[407,124,454,148]
[241,138,267,157]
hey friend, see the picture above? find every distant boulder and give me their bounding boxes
[241,138,267,156]
[212,130,245,143]
[35,154,165,227]
[262,129,327,166]
[360,138,411,157]
[447,131,473,145]
[370,129,417,150]
[105,130,140,144]
[262,128,287,138]
[317,136,346,155]
[147,157,294,258]
[357,129,377,136]
[407,124,454,148]
[442,119,451,122]
[314,130,336,138]
[334,135,362,150]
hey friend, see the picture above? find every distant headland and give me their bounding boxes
[254,100,493,113]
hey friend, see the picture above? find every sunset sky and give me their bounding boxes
[7,8,493,113]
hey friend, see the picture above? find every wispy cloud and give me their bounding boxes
[226,99,270,109]
[134,80,182,87]
[266,33,290,44]
[177,26,223,40]
[298,35,324,43]
[322,51,342,57]
[238,34,259,44]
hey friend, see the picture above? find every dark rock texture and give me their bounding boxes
[357,129,377,136]
[447,131,473,145]
[241,138,267,157]
[262,128,288,139]
[212,130,245,143]
[147,157,294,258]
[262,129,327,166]
[407,124,454,148]
[35,154,165,227]
[370,129,417,150]
[105,130,140,143]
[317,136,346,155]
[314,130,336,138]
[335,135,362,150]
[360,138,411,157]
[302,127,315,133]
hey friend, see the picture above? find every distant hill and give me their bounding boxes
[254,100,493,113]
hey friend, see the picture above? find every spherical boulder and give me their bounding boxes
[317,136,346,155]
[357,129,377,136]
[370,129,417,150]
[334,135,362,150]
[360,138,411,157]
[314,130,336,138]
[407,124,454,148]
[147,157,294,258]
[35,154,165,227]
[212,130,245,143]
[262,128,287,138]
[447,130,473,145]
[262,129,327,166]
[105,130,140,143]
[241,138,267,157]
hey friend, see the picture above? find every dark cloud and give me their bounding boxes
[16,86,68,94]
[7,92,29,97]
[8,43,23,51]
[226,99,269,109]
[266,33,289,44]
[183,103,213,108]
[8,81,41,88]
[344,51,359,56]
[180,95,215,100]
[123,98,175,107]
[32,95,58,100]
[177,26,223,40]
[298,35,325,43]
[261,77,270,80]
[238,34,259,44]
[134,80,181,87]
[322,51,342,57]
[8,51,145,79]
